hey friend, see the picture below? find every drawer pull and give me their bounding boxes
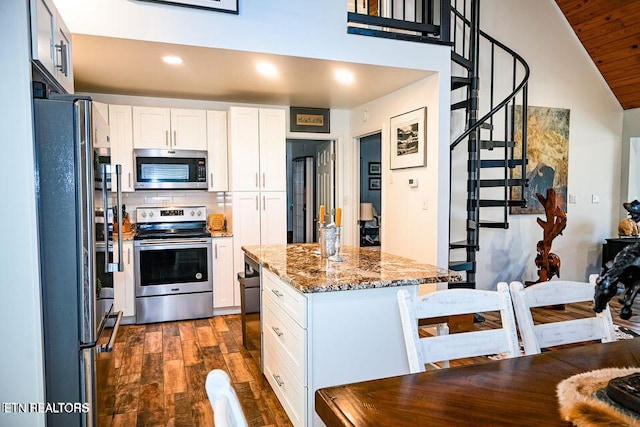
[271,326,283,337]
[272,374,285,387]
[271,289,283,298]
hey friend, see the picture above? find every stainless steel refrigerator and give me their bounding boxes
[33,94,123,426]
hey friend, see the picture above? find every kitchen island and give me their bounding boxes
[242,243,461,427]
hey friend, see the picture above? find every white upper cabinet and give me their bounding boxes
[207,110,229,192]
[228,107,286,192]
[30,0,74,93]
[132,106,207,150]
[109,105,135,192]
[92,102,110,148]
[259,109,286,192]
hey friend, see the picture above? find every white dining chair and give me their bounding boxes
[205,369,249,427]
[397,283,520,373]
[509,275,617,355]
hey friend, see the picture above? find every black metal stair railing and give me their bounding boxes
[448,0,530,290]
[347,0,451,43]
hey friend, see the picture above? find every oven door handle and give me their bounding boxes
[137,239,211,246]
[97,311,123,353]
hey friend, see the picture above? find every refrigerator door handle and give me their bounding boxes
[102,164,124,273]
[97,311,123,353]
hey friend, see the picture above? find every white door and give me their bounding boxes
[92,102,110,148]
[213,237,235,308]
[170,108,207,150]
[229,107,260,191]
[259,108,286,191]
[109,105,135,192]
[261,191,287,245]
[232,191,261,278]
[206,110,228,192]
[316,141,336,223]
[132,106,171,149]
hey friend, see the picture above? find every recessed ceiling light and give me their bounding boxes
[256,62,278,78]
[335,69,355,84]
[162,56,183,65]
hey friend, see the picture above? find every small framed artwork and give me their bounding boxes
[135,0,239,14]
[369,177,381,190]
[368,162,381,175]
[290,107,330,133]
[390,107,427,170]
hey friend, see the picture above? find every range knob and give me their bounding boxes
[141,212,147,218]
[197,210,202,216]
[149,212,154,217]
[190,210,195,216]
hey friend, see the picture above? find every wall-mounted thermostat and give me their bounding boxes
[408,178,419,188]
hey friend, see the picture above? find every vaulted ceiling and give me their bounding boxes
[555,0,640,110]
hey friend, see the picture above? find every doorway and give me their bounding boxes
[286,139,336,243]
[359,133,381,247]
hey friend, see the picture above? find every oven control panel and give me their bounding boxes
[137,206,206,223]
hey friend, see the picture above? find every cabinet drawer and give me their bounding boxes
[264,344,306,427]
[263,297,306,384]
[262,268,306,327]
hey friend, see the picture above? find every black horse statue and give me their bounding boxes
[594,242,640,320]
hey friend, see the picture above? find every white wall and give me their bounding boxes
[0,0,46,425]
[465,0,624,288]
[350,69,451,267]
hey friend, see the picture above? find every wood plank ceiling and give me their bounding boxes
[555,0,640,110]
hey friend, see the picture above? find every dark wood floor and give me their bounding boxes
[97,314,291,427]
[96,294,640,426]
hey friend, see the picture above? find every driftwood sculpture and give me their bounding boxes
[531,188,567,284]
[594,242,640,320]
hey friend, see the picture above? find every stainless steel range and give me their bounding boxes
[134,206,212,324]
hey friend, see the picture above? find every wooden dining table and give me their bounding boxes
[315,338,640,426]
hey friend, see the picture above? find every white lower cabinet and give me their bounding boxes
[262,269,307,427]
[213,237,235,309]
[113,241,135,317]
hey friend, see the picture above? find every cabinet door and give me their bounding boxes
[213,237,235,308]
[171,108,207,150]
[232,192,261,278]
[259,109,286,192]
[229,107,260,191]
[92,102,110,148]
[132,106,171,149]
[31,0,56,75]
[54,15,74,93]
[113,242,135,317]
[261,191,287,245]
[109,105,135,192]
[207,110,229,192]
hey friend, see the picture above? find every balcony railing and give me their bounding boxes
[347,0,450,43]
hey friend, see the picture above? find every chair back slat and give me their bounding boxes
[398,283,520,373]
[510,279,617,355]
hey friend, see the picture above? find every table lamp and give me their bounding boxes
[360,203,374,222]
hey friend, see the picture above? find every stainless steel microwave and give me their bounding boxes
[133,149,207,190]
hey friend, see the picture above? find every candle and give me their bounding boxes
[319,205,325,224]
[335,207,342,227]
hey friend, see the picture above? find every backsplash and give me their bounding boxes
[97,191,232,230]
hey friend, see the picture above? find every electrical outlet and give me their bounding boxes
[422,199,428,210]
[592,194,600,204]
[568,194,577,204]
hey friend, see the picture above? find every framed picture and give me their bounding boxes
[135,0,238,14]
[368,162,381,175]
[390,107,427,170]
[369,177,381,190]
[290,107,330,133]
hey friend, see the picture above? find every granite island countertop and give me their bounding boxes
[242,243,462,293]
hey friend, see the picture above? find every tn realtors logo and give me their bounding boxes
[1,402,90,414]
